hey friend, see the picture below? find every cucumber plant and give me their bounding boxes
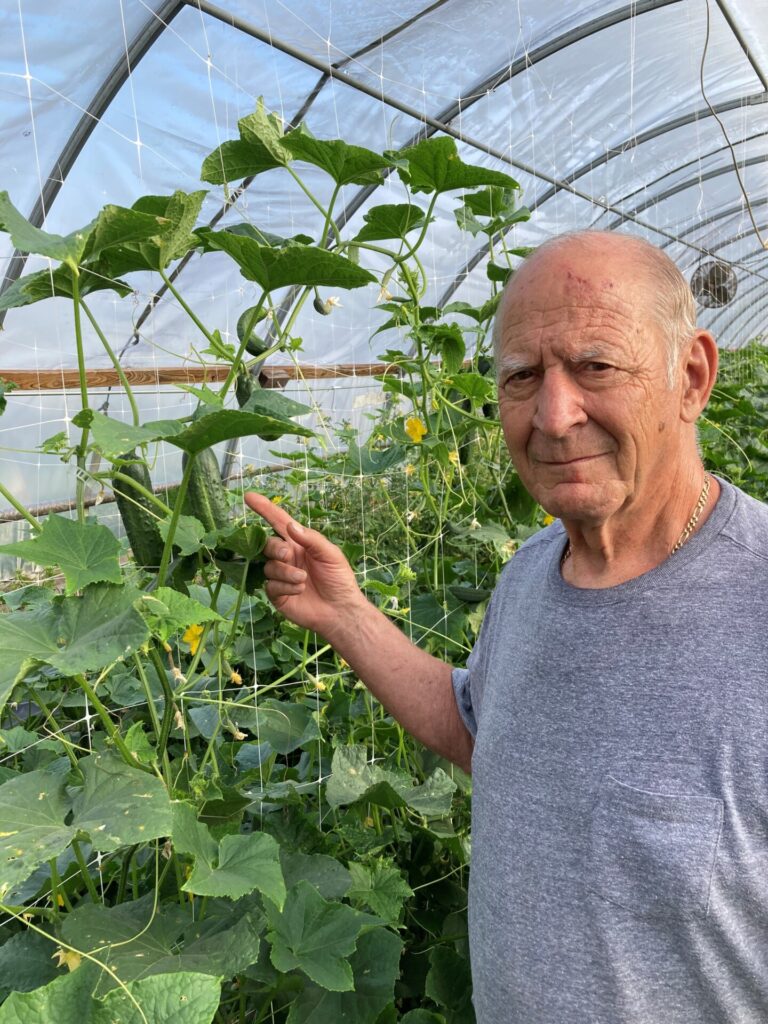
[0,101,539,1024]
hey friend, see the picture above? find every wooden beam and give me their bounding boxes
[0,362,405,391]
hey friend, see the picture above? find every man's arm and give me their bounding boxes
[245,493,474,772]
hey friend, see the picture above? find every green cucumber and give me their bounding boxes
[235,366,254,408]
[112,453,164,570]
[183,448,230,533]
[237,306,270,358]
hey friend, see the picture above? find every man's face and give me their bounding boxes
[496,245,685,525]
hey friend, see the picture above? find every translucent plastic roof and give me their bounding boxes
[1,0,767,508]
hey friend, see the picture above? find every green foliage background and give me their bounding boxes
[0,101,765,1024]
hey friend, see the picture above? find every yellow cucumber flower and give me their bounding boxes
[182,623,204,654]
[404,416,427,444]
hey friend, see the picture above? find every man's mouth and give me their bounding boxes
[537,454,606,466]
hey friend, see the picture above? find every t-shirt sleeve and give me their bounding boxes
[450,580,505,739]
[452,664,478,738]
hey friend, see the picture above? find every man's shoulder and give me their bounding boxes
[497,521,564,582]
[720,479,768,563]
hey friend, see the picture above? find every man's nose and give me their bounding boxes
[531,369,587,438]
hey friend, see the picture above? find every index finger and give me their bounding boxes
[244,492,296,539]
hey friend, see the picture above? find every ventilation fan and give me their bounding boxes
[691,261,737,308]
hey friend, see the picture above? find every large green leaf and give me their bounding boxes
[0,193,93,266]
[0,265,130,313]
[0,962,97,1024]
[171,801,218,863]
[88,192,206,275]
[353,203,428,242]
[138,588,225,643]
[72,409,180,458]
[238,101,293,163]
[0,516,122,595]
[283,129,391,186]
[84,203,174,259]
[425,946,475,1024]
[158,514,206,556]
[329,442,407,477]
[201,140,285,185]
[0,966,221,1024]
[137,191,207,268]
[159,408,314,452]
[237,387,312,421]
[45,584,150,675]
[235,698,320,755]
[454,185,529,238]
[347,861,413,925]
[92,971,221,1024]
[71,753,172,852]
[266,881,366,991]
[196,230,375,291]
[0,584,149,718]
[325,746,456,816]
[184,832,285,905]
[216,523,267,561]
[395,137,520,195]
[201,99,292,183]
[0,930,62,994]
[0,755,169,889]
[280,851,351,901]
[286,927,403,1024]
[61,893,263,992]
[173,802,285,907]
[0,770,73,899]
[74,407,312,461]
[421,324,465,374]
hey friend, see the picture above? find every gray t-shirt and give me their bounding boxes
[452,478,768,1023]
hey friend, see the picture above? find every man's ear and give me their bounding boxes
[680,329,718,423]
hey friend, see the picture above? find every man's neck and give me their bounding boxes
[560,470,720,589]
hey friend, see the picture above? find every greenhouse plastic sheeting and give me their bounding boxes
[0,0,767,508]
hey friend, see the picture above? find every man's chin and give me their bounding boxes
[536,481,625,524]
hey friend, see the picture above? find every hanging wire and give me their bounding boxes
[700,0,768,250]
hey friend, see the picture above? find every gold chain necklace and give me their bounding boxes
[669,473,711,554]
[561,473,711,564]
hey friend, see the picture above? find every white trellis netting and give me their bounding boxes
[0,0,766,518]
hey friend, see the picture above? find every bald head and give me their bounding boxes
[494,231,697,384]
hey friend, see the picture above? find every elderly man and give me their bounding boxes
[246,231,768,1023]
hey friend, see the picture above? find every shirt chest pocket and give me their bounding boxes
[588,775,724,920]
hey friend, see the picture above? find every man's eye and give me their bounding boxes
[584,362,612,372]
[504,370,534,384]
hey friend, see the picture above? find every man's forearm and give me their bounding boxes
[324,600,474,773]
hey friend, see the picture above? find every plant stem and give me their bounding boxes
[70,271,90,524]
[116,845,138,905]
[320,182,341,248]
[112,471,172,514]
[72,673,153,773]
[225,560,251,646]
[80,299,140,426]
[149,644,177,757]
[286,167,342,245]
[21,683,81,770]
[71,839,100,904]
[0,904,57,921]
[47,856,70,913]
[159,270,217,347]
[267,287,313,364]
[156,453,196,586]
[0,482,41,532]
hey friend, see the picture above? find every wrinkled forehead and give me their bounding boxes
[500,248,653,334]
[495,252,663,369]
